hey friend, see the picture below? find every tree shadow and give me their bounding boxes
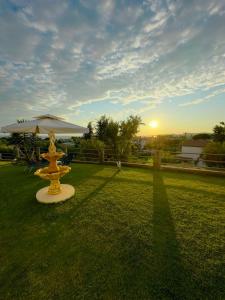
[152,171,189,299]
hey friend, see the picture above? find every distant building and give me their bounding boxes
[177,140,209,164]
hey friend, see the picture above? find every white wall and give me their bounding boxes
[181,146,203,160]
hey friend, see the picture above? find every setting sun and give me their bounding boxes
[149,120,159,129]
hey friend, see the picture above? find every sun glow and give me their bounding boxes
[149,120,159,129]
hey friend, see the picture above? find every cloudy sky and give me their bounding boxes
[0,0,225,135]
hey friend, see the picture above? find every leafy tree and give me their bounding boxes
[105,120,120,153]
[95,115,142,160]
[7,133,22,146]
[96,115,110,142]
[203,141,225,167]
[7,120,41,162]
[213,122,225,142]
[118,115,142,159]
[120,115,141,140]
[71,137,82,149]
[80,138,105,162]
[193,133,212,140]
[8,132,40,162]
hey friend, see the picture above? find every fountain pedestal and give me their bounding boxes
[36,184,75,204]
[34,131,75,203]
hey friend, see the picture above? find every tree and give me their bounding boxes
[84,122,94,140]
[71,137,82,149]
[203,141,225,168]
[8,132,40,162]
[105,120,120,152]
[7,133,22,146]
[96,115,110,142]
[95,115,142,160]
[120,115,142,140]
[213,122,225,142]
[80,138,105,162]
[7,119,41,162]
[193,133,212,140]
[118,115,142,158]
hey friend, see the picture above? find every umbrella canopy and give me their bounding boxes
[1,114,88,134]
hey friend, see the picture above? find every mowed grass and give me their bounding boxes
[0,161,11,166]
[0,163,225,300]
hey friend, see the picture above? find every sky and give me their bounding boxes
[0,0,225,136]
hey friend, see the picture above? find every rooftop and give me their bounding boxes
[182,139,210,147]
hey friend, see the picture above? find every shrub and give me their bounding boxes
[203,142,225,168]
[161,151,181,164]
[80,139,105,162]
[0,144,14,154]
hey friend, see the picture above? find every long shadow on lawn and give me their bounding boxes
[91,175,225,198]
[152,171,190,299]
[152,171,225,300]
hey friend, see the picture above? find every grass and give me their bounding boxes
[0,163,225,300]
[0,161,11,166]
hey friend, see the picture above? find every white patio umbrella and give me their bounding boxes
[1,114,88,134]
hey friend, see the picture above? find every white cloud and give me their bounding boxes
[179,87,225,107]
[0,0,225,126]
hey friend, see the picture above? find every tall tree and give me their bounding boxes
[95,115,142,160]
[118,115,142,158]
[96,115,110,142]
[84,122,94,139]
[120,115,142,140]
[213,122,225,143]
[106,120,120,147]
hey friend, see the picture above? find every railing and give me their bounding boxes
[68,149,154,165]
[68,149,225,171]
[1,148,225,172]
[160,151,225,170]
[0,152,15,160]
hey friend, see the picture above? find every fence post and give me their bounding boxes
[153,150,161,170]
[37,147,41,160]
[16,146,20,159]
[99,149,104,163]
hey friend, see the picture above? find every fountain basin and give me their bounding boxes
[35,165,71,195]
[36,184,75,204]
[41,151,65,173]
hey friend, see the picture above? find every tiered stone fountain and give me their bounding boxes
[35,131,75,203]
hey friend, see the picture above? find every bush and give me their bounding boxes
[161,151,181,164]
[80,139,105,162]
[0,144,14,154]
[203,142,225,168]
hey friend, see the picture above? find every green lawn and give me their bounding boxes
[0,164,225,300]
[0,161,11,166]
